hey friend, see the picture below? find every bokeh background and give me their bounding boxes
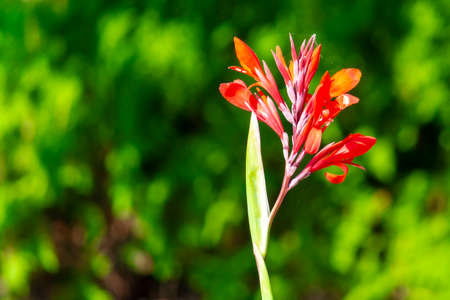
[0,0,449,299]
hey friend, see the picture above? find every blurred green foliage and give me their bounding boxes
[0,0,449,299]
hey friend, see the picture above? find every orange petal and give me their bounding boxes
[234,37,262,79]
[304,127,322,154]
[219,80,252,111]
[330,68,361,98]
[324,163,348,184]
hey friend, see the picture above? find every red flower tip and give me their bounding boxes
[233,37,263,79]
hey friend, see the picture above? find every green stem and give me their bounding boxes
[253,243,273,300]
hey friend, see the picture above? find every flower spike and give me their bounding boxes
[220,33,375,185]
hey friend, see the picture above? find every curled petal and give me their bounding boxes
[219,80,253,111]
[234,37,263,79]
[330,68,361,97]
[324,163,349,184]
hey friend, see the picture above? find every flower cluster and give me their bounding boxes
[219,34,376,186]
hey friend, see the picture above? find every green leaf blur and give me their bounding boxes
[0,0,448,299]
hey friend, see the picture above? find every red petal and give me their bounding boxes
[335,134,376,159]
[330,68,361,98]
[219,80,252,111]
[310,72,331,122]
[324,163,349,184]
[304,127,322,154]
[234,37,262,79]
[307,134,376,172]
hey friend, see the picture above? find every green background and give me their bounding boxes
[0,0,449,299]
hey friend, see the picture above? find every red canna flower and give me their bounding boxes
[219,80,285,138]
[219,33,376,188]
[305,133,376,184]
